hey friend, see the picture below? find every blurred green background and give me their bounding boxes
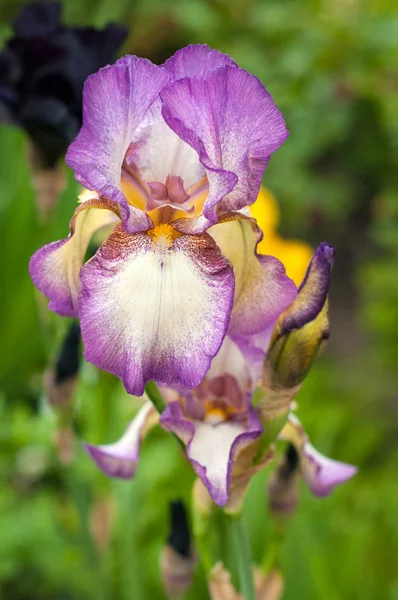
[0,0,398,598]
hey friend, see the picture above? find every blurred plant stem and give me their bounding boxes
[145,381,186,451]
[262,518,288,574]
[226,514,256,600]
[145,380,167,413]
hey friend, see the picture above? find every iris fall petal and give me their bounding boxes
[84,401,156,478]
[79,226,235,396]
[29,196,120,316]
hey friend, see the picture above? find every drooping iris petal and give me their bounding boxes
[163,44,237,79]
[84,401,156,478]
[209,217,297,336]
[66,56,171,231]
[29,195,120,316]
[280,414,357,497]
[301,442,358,497]
[161,66,288,231]
[160,402,262,506]
[79,226,235,396]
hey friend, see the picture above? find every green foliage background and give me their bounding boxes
[0,0,397,598]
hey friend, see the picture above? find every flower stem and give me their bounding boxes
[144,381,186,452]
[144,381,167,414]
[227,514,256,600]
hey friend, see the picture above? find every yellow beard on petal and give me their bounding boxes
[204,407,228,425]
[147,223,181,251]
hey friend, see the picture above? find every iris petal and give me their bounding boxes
[209,216,297,337]
[29,195,120,316]
[160,402,262,507]
[78,226,235,395]
[161,66,288,231]
[84,401,157,478]
[163,44,237,79]
[66,56,171,232]
[280,414,357,497]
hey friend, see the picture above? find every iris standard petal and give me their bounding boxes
[128,100,204,193]
[78,225,235,396]
[84,401,156,478]
[66,56,171,232]
[29,195,120,316]
[206,335,251,392]
[280,414,357,497]
[163,44,237,79]
[160,402,262,507]
[209,216,297,336]
[160,66,288,230]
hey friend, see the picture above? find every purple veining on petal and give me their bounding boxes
[30,238,78,317]
[228,254,297,336]
[83,401,155,479]
[231,326,275,385]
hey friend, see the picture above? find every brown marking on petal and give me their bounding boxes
[225,444,275,514]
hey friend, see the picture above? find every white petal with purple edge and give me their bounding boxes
[188,421,246,505]
[160,402,263,506]
[160,66,288,230]
[84,401,155,479]
[66,56,171,232]
[79,227,234,395]
[129,101,204,191]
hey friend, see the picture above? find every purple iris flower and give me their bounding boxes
[82,242,356,507]
[30,44,297,396]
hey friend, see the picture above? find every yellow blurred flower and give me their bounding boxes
[249,188,312,286]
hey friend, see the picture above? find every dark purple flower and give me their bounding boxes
[0,1,127,167]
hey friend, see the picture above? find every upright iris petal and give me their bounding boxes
[30,44,296,395]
